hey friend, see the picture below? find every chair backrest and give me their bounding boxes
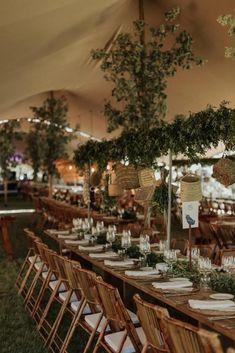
[43,247,58,274]
[95,278,142,352]
[63,258,82,300]
[24,228,41,252]
[164,316,223,353]
[36,241,48,264]
[215,248,235,266]
[199,221,215,242]
[133,294,169,353]
[73,267,100,309]
[54,254,70,282]
[171,238,189,255]
[192,244,216,260]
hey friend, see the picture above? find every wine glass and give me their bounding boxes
[106,230,116,248]
[163,250,177,275]
[139,235,151,267]
[159,240,168,252]
[187,247,200,264]
[121,232,131,258]
[222,256,235,273]
[198,257,212,289]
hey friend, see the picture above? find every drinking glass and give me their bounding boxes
[222,256,235,273]
[163,250,177,275]
[198,257,212,289]
[106,230,116,248]
[139,235,151,266]
[121,232,131,257]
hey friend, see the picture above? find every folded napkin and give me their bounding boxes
[188,300,235,310]
[152,280,192,290]
[79,245,104,252]
[58,234,78,240]
[104,259,135,267]
[65,239,89,245]
[48,229,70,235]
[125,269,159,277]
[155,263,169,272]
[89,252,119,259]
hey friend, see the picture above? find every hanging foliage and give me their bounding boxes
[74,103,235,169]
[91,8,204,133]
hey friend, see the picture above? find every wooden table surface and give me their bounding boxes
[44,230,235,344]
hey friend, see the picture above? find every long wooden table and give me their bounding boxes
[44,230,235,346]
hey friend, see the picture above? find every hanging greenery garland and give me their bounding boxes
[74,103,235,169]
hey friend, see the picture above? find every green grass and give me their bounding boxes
[0,252,49,353]
[0,204,99,353]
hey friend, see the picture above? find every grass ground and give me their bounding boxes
[0,197,91,353]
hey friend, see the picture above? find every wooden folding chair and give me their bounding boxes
[16,229,43,297]
[37,251,67,341]
[171,238,189,256]
[24,241,50,313]
[164,316,224,353]
[48,258,90,353]
[133,294,170,353]
[94,278,145,353]
[215,248,235,266]
[30,245,57,320]
[58,267,102,353]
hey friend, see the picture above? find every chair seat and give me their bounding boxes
[70,300,91,315]
[42,271,56,281]
[29,255,40,264]
[84,312,108,333]
[84,309,139,334]
[127,309,139,325]
[49,280,66,292]
[34,262,48,272]
[104,327,146,353]
[58,291,78,303]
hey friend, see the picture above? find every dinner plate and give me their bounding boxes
[188,305,235,316]
[209,293,234,300]
[169,277,188,282]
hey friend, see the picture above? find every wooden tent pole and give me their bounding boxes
[139,0,146,44]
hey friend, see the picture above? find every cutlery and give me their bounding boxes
[208,315,235,321]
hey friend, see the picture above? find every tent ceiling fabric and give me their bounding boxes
[0,0,234,139]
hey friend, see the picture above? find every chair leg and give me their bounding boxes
[37,279,62,331]
[60,299,87,353]
[93,320,109,353]
[15,249,33,289]
[82,312,103,353]
[46,289,73,346]
[24,264,44,306]
[31,270,53,318]
[18,256,38,295]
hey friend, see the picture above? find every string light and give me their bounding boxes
[0,117,101,141]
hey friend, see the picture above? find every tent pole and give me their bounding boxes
[166,149,172,249]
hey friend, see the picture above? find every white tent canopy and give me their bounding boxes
[0,0,234,140]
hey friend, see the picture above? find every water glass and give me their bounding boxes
[106,230,116,247]
[163,250,177,274]
[222,256,235,272]
[198,257,212,289]
[159,240,168,251]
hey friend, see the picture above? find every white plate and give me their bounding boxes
[140,267,154,271]
[209,293,234,300]
[169,277,188,282]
